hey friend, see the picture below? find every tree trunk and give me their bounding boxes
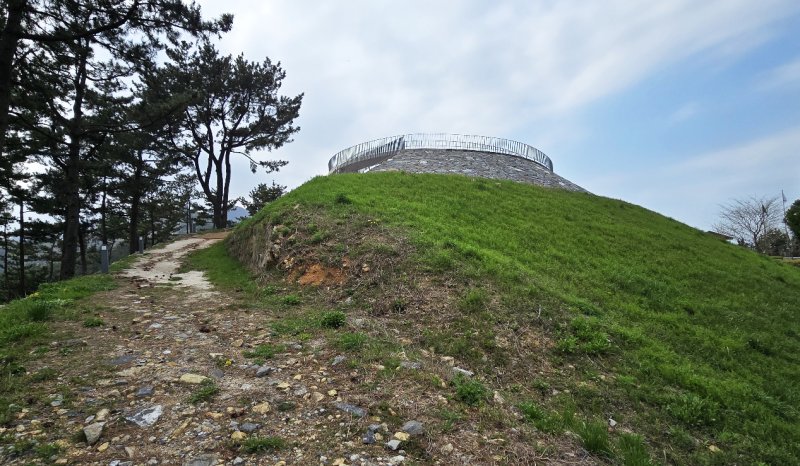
[128,151,143,254]
[18,200,24,296]
[78,223,87,275]
[60,152,81,279]
[0,0,27,159]
[59,43,88,280]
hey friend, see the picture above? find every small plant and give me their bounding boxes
[337,332,368,351]
[282,295,301,306]
[320,310,346,329]
[83,317,104,328]
[35,442,62,459]
[666,393,719,426]
[24,301,52,322]
[261,285,278,296]
[240,436,286,453]
[243,344,284,362]
[30,367,58,382]
[334,193,352,204]
[618,433,654,466]
[518,401,565,434]
[557,317,611,355]
[575,419,612,457]
[391,298,407,313]
[277,401,296,412]
[458,288,488,313]
[452,374,488,406]
[188,380,219,405]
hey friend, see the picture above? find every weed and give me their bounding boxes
[452,374,488,406]
[188,380,219,405]
[320,310,346,329]
[24,300,52,322]
[240,436,286,453]
[83,317,105,328]
[667,393,719,426]
[575,420,612,457]
[35,442,62,459]
[458,288,488,313]
[282,295,301,306]
[243,344,284,362]
[277,401,296,412]
[30,367,58,382]
[618,433,654,466]
[336,332,368,351]
[391,298,407,313]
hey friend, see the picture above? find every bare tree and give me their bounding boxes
[713,196,782,253]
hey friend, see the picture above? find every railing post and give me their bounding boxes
[100,245,109,273]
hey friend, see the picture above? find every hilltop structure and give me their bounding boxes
[328,133,586,192]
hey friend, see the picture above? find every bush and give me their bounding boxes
[83,317,104,328]
[452,374,488,406]
[320,310,346,329]
[240,436,286,453]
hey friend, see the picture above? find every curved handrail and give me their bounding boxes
[328,133,553,173]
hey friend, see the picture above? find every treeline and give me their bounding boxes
[0,1,302,300]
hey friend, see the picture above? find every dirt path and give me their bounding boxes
[3,235,587,466]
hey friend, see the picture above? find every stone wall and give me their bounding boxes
[362,149,587,192]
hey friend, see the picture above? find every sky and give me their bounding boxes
[196,0,800,231]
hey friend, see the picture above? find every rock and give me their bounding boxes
[276,381,291,390]
[126,405,163,428]
[441,443,454,454]
[332,355,346,366]
[294,386,308,397]
[327,389,338,397]
[252,402,271,415]
[232,339,244,348]
[388,456,405,465]
[83,422,104,445]
[402,420,424,436]
[255,366,274,378]
[239,422,260,433]
[334,402,367,418]
[608,418,617,428]
[209,368,225,379]
[97,441,109,452]
[708,445,722,453]
[136,386,155,398]
[230,431,247,441]
[452,367,474,377]
[393,432,410,441]
[183,453,218,466]
[232,458,244,465]
[399,361,421,370]
[441,356,455,366]
[312,392,325,403]
[362,430,375,444]
[179,374,209,384]
[386,439,401,451]
[493,391,505,404]
[368,424,386,433]
[125,446,136,458]
[110,354,135,366]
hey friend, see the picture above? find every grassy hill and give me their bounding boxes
[228,172,800,465]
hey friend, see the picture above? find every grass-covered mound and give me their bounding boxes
[230,172,800,465]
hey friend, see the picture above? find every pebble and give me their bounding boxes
[393,432,410,441]
[388,456,405,465]
[334,402,367,418]
[362,431,375,444]
[255,366,274,378]
[239,422,260,433]
[179,374,209,384]
[126,405,163,428]
[608,418,618,427]
[136,386,155,397]
[332,355,346,366]
[402,420,424,436]
[230,431,247,441]
[252,402,271,414]
[83,422,104,445]
[453,367,474,377]
[183,453,218,466]
[97,441,109,452]
[386,439,401,451]
[209,368,225,379]
[399,361,421,370]
[441,443,454,453]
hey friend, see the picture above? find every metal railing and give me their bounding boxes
[328,133,553,174]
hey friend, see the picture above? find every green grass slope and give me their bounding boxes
[237,172,800,465]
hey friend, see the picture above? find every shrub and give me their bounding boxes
[282,295,301,306]
[320,310,346,329]
[337,332,368,351]
[452,374,488,406]
[188,381,219,405]
[24,300,52,322]
[83,317,104,328]
[575,420,612,457]
[240,436,286,453]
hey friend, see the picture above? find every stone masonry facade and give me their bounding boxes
[364,149,587,192]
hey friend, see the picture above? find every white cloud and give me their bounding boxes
[668,102,700,124]
[192,0,800,206]
[757,57,800,90]
[586,126,800,229]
